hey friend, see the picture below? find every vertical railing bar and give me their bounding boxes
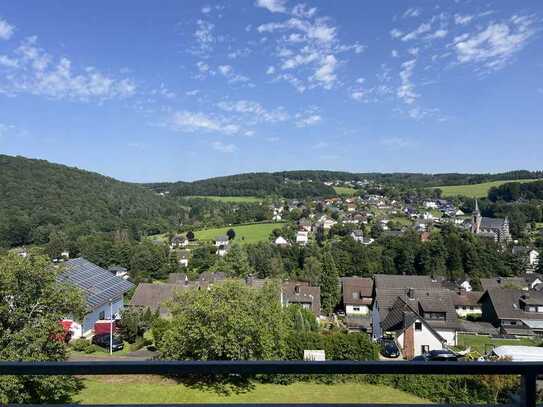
[520,370,538,407]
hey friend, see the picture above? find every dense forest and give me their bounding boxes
[146,172,336,198]
[0,155,185,248]
[147,170,543,196]
[488,180,543,202]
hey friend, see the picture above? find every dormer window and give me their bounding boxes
[424,312,446,320]
[352,291,360,300]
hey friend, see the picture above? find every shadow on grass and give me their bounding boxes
[170,374,256,396]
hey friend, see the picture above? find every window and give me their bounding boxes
[421,345,430,354]
[98,310,105,320]
[353,306,360,312]
[352,291,360,300]
[424,312,446,320]
[414,321,422,331]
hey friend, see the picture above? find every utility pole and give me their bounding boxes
[109,299,113,355]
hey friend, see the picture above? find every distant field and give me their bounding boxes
[433,179,540,198]
[77,377,428,404]
[334,186,358,196]
[458,334,540,355]
[183,195,263,203]
[195,222,284,245]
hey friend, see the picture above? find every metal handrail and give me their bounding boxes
[0,360,540,406]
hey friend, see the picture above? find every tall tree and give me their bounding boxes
[319,248,340,315]
[0,254,84,404]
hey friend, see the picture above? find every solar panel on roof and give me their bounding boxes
[58,257,134,310]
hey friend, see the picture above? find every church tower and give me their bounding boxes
[472,200,482,234]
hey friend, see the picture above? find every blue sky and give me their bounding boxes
[0,1,542,182]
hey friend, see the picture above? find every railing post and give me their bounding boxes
[521,371,537,407]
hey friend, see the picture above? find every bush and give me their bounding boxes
[71,338,91,352]
[84,344,98,354]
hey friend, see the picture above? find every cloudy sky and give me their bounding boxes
[0,1,542,182]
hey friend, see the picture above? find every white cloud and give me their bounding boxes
[170,111,239,135]
[218,64,251,84]
[312,54,337,88]
[0,54,18,68]
[217,99,289,123]
[185,89,200,96]
[453,15,537,70]
[292,4,317,18]
[266,66,276,75]
[218,65,232,76]
[2,37,136,101]
[201,5,212,14]
[390,29,403,39]
[295,112,321,127]
[192,19,215,56]
[391,49,399,58]
[397,59,418,104]
[454,14,473,25]
[403,8,421,19]
[350,91,365,101]
[401,22,432,41]
[0,18,14,40]
[430,29,448,39]
[255,0,287,13]
[211,141,238,153]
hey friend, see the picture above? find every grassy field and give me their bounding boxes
[334,186,358,196]
[195,222,284,245]
[184,195,263,203]
[77,376,429,404]
[433,179,540,198]
[458,334,541,355]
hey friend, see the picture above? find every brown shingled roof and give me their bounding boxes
[341,277,373,305]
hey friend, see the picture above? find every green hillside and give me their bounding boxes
[0,155,183,248]
[434,179,541,198]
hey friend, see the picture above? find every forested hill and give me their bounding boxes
[0,155,183,248]
[145,169,543,196]
[146,172,337,198]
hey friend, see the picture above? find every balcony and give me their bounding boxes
[0,360,541,407]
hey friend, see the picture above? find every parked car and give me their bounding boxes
[411,350,458,362]
[380,338,400,358]
[91,333,124,351]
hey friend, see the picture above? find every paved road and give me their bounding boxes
[69,349,159,361]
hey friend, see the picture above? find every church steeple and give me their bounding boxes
[472,199,482,234]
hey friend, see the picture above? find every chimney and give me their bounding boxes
[407,287,415,299]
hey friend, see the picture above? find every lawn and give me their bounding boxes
[458,334,541,355]
[77,376,429,404]
[432,179,541,198]
[184,195,263,203]
[195,222,285,245]
[334,186,358,196]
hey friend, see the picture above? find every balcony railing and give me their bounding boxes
[0,360,541,406]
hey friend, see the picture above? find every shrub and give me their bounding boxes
[84,345,98,354]
[71,338,91,352]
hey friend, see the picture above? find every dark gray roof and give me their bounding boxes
[129,283,186,316]
[452,291,484,307]
[374,274,439,290]
[341,277,373,305]
[282,281,320,315]
[59,257,134,310]
[167,273,189,284]
[480,217,506,230]
[482,288,543,321]
[375,286,461,331]
[480,276,533,291]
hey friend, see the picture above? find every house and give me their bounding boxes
[58,257,134,337]
[170,234,188,249]
[274,236,289,247]
[424,201,438,209]
[298,218,312,232]
[381,296,448,359]
[341,277,373,316]
[296,230,309,246]
[372,275,458,347]
[480,275,543,291]
[350,229,364,243]
[452,290,484,318]
[176,249,190,267]
[480,288,543,336]
[471,200,512,243]
[130,283,185,317]
[215,235,230,256]
[167,272,190,285]
[108,265,129,279]
[281,281,320,316]
[529,250,540,270]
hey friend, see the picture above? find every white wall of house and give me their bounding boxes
[80,296,124,337]
[346,304,369,315]
[397,320,444,357]
[455,306,482,318]
[436,329,457,346]
[529,250,539,266]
